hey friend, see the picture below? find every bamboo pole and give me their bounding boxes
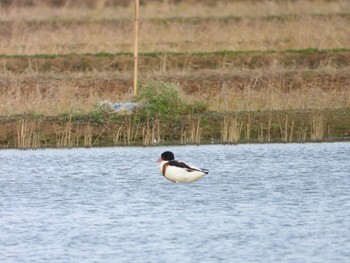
[133,0,140,96]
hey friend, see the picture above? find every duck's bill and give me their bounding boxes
[156,158,163,163]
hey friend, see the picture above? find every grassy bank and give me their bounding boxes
[0,0,349,148]
[0,80,349,149]
[1,108,349,149]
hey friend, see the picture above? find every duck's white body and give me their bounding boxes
[159,161,207,183]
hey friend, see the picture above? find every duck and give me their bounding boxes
[156,151,208,183]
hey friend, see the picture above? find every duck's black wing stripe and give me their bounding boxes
[168,160,207,173]
[168,160,193,169]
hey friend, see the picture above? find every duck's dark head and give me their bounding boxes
[156,151,175,162]
[161,151,175,161]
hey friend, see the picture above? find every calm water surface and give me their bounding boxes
[1,143,350,263]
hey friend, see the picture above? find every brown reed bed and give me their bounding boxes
[16,119,42,149]
[179,116,202,145]
[141,117,160,146]
[310,113,326,142]
[1,108,349,149]
[49,120,107,148]
[278,115,294,143]
[221,116,243,144]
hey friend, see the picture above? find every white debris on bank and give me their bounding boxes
[98,101,139,114]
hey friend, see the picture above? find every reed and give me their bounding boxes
[296,123,308,143]
[310,113,326,142]
[91,128,107,147]
[180,126,186,144]
[258,122,265,143]
[221,116,243,144]
[244,114,251,142]
[54,117,73,148]
[113,126,123,145]
[73,125,79,147]
[142,117,160,146]
[16,119,41,149]
[52,122,94,148]
[83,124,93,148]
[267,115,272,143]
[112,117,157,146]
[124,116,139,145]
[190,118,201,145]
[289,119,295,143]
[278,115,295,143]
[257,115,273,143]
[180,116,201,145]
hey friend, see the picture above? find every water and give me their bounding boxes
[1,143,350,263]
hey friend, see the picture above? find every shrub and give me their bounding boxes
[136,81,208,120]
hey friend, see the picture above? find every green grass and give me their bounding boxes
[1,48,350,59]
[1,12,349,25]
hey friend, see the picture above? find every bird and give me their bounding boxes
[156,151,208,183]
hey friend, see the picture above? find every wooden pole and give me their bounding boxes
[133,0,140,96]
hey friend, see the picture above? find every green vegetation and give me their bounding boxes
[135,81,207,121]
[1,48,350,60]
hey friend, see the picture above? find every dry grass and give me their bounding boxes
[203,65,350,112]
[0,0,349,55]
[1,65,349,116]
[208,82,350,112]
[1,16,349,55]
[0,0,349,117]
[1,81,348,116]
[1,1,349,21]
[0,78,114,116]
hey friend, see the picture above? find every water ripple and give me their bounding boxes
[1,143,350,262]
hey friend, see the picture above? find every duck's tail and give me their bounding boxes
[201,168,209,174]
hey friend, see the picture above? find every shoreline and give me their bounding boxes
[1,108,349,149]
[1,140,350,151]
[1,136,350,150]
